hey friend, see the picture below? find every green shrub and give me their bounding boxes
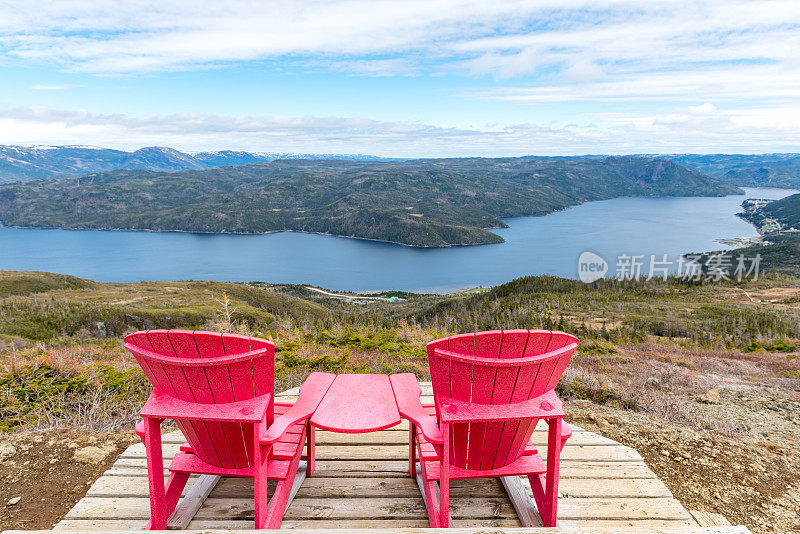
[740,339,798,353]
[0,363,149,432]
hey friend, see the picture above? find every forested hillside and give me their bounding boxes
[0,156,740,247]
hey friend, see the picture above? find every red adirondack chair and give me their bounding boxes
[125,329,335,530]
[391,329,579,528]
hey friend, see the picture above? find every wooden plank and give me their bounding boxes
[690,510,733,527]
[501,475,542,527]
[166,475,220,529]
[199,496,515,520]
[63,495,694,522]
[159,422,588,442]
[52,519,149,530]
[120,443,641,462]
[83,472,673,499]
[89,474,197,497]
[45,522,751,532]
[108,458,662,479]
[50,520,748,532]
[527,477,672,498]
[186,519,517,529]
[310,429,614,446]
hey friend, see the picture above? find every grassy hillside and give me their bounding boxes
[754,192,800,229]
[0,156,740,247]
[1,270,798,364]
[0,279,328,344]
[725,194,800,276]
[708,231,800,277]
[0,270,798,431]
[0,271,97,297]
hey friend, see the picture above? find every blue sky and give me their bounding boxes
[1,0,799,156]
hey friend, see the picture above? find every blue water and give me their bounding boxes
[0,187,795,292]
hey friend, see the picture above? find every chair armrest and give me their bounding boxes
[261,372,336,445]
[140,390,273,423]
[390,373,442,444]
[561,422,573,442]
[135,419,146,439]
[438,390,565,424]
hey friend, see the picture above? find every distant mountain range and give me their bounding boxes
[0,156,740,247]
[2,145,800,189]
[659,154,800,189]
[0,145,390,182]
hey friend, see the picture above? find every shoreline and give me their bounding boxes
[0,223,505,249]
[0,188,754,249]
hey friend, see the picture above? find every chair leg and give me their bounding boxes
[163,471,191,516]
[544,417,562,527]
[439,475,450,528]
[254,429,271,529]
[440,423,450,528]
[306,421,315,476]
[528,473,547,524]
[439,474,450,528]
[416,460,441,527]
[265,432,306,529]
[143,417,168,530]
[408,424,417,477]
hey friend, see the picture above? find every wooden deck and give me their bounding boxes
[43,384,747,533]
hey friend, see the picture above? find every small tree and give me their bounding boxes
[215,291,237,333]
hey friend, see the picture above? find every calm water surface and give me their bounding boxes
[0,187,795,292]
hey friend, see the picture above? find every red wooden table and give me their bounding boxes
[310,374,402,433]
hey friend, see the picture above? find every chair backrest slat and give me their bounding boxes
[498,329,528,358]
[427,329,578,471]
[193,331,225,358]
[250,337,274,397]
[222,334,257,401]
[168,330,201,358]
[466,331,502,469]
[445,333,474,467]
[147,330,177,357]
[126,329,275,470]
[523,329,552,356]
[542,332,575,393]
[480,329,531,467]
[474,330,502,358]
[427,337,451,402]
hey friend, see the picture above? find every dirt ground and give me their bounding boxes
[569,394,800,534]
[0,429,137,531]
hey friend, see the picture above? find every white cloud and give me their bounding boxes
[1,103,798,157]
[1,0,798,82]
[479,63,800,103]
[560,59,605,82]
[688,103,717,114]
[1,1,799,154]
[30,84,80,91]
